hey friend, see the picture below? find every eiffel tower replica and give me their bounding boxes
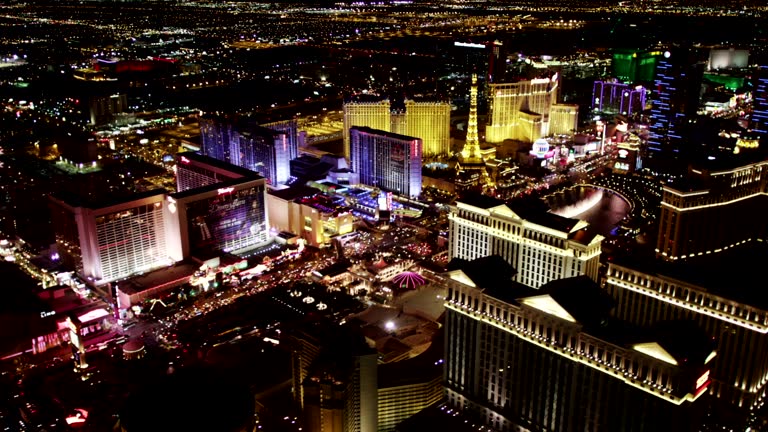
[456,74,489,188]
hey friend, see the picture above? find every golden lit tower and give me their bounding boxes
[486,74,559,143]
[403,100,451,157]
[460,74,483,163]
[343,100,392,161]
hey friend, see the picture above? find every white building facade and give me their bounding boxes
[448,198,602,288]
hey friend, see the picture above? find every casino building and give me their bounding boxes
[350,127,423,199]
[343,98,450,160]
[447,195,602,289]
[49,190,181,290]
[656,157,768,262]
[49,153,269,293]
[485,74,577,144]
[444,256,715,431]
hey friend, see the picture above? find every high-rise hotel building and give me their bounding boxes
[350,127,423,198]
[753,64,768,136]
[398,100,451,157]
[444,256,715,431]
[343,100,392,162]
[603,257,768,417]
[485,74,577,144]
[49,190,182,290]
[447,195,602,288]
[656,157,768,262]
[646,48,704,160]
[175,152,254,193]
[343,99,450,160]
[199,115,297,185]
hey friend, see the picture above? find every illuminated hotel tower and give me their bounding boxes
[344,99,450,161]
[444,257,714,431]
[350,127,423,198]
[604,258,768,426]
[343,100,392,161]
[401,100,451,157]
[646,48,704,160]
[447,194,602,289]
[485,74,559,143]
[199,115,297,185]
[753,64,768,136]
[48,190,181,290]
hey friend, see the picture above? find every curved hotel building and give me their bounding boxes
[656,157,768,262]
[485,74,578,144]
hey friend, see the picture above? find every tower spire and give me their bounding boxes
[461,74,482,162]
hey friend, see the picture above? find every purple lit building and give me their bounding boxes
[350,127,422,199]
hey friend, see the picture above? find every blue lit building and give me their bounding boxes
[350,127,422,199]
[753,64,768,136]
[647,49,704,164]
[200,115,237,163]
[262,119,300,162]
[199,115,297,185]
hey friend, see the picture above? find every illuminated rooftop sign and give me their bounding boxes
[454,42,485,49]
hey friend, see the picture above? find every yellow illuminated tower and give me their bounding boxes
[403,100,451,157]
[343,100,392,161]
[460,75,483,163]
[485,74,559,143]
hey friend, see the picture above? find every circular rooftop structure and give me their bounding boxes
[392,271,426,290]
[122,339,146,360]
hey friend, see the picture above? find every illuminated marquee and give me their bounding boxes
[218,187,235,195]
[454,42,485,49]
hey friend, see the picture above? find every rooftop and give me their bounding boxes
[613,242,768,310]
[268,184,322,201]
[170,175,264,200]
[50,188,168,210]
[118,262,198,296]
[177,151,260,178]
[350,126,421,143]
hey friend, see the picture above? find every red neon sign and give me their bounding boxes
[180,156,191,164]
[218,187,235,195]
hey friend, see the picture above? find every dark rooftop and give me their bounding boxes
[268,184,322,201]
[118,262,198,296]
[350,126,421,143]
[509,200,584,234]
[396,403,488,432]
[50,188,168,210]
[457,193,505,210]
[538,275,615,328]
[171,175,264,200]
[446,255,532,304]
[612,242,768,310]
[177,151,260,179]
[314,260,352,278]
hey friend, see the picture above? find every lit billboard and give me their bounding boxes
[183,185,267,253]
